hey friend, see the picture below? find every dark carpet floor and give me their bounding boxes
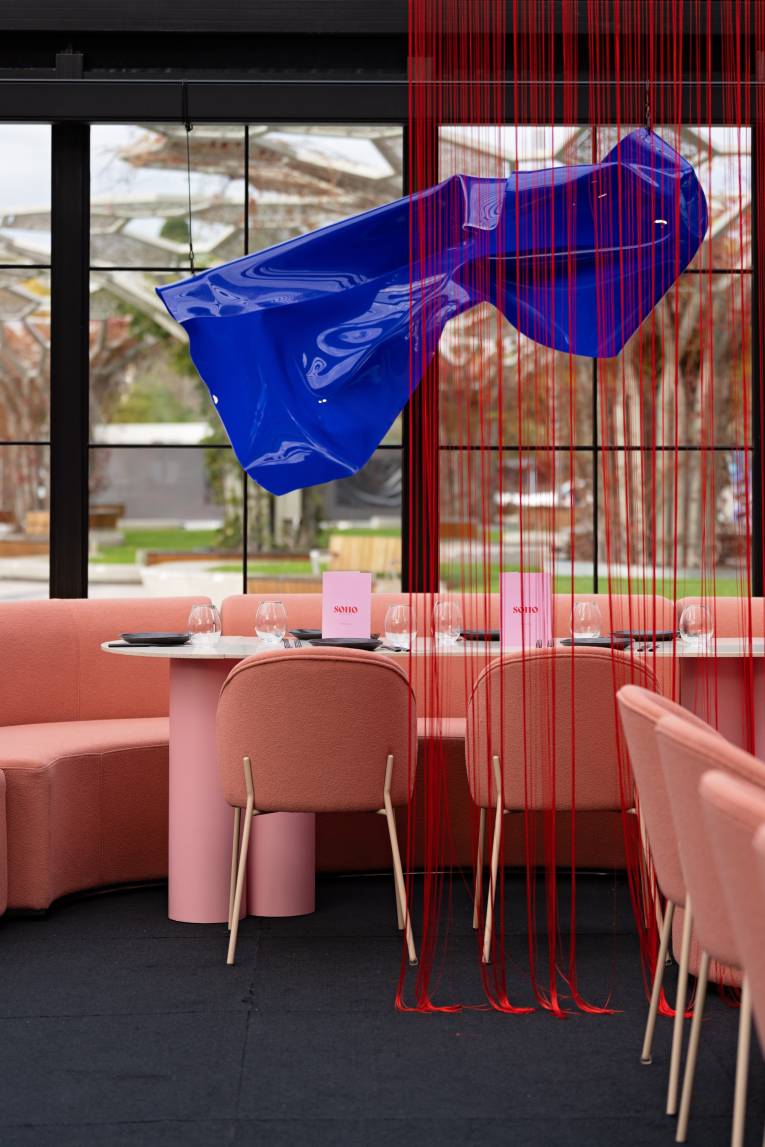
[0,873,762,1147]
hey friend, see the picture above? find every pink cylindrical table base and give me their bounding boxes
[247,812,316,917]
[168,659,234,923]
[167,658,317,923]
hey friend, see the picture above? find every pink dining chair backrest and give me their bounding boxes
[701,770,765,1052]
[221,594,322,635]
[654,715,765,966]
[465,647,659,811]
[616,685,719,906]
[217,646,417,813]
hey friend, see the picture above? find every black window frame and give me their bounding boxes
[0,41,759,597]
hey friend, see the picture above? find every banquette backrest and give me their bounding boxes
[0,596,210,727]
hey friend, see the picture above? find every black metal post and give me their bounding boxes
[50,90,90,597]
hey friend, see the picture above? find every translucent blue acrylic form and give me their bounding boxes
[157,129,707,495]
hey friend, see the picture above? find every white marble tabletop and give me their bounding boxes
[101,635,765,660]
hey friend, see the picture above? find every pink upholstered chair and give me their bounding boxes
[701,770,765,1147]
[654,716,765,1145]
[616,685,720,1112]
[217,646,418,966]
[752,823,765,1043]
[466,648,659,965]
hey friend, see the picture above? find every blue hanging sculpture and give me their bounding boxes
[157,128,707,495]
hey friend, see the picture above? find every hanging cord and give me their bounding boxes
[181,81,196,274]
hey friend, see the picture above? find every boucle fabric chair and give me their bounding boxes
[217,646,418,966]
[655,716,765,1145]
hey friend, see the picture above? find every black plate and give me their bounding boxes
[460,629,499,642]
[120,632,191,646]
[559,636,632,649]
[289,628,322,640]
[307,637,382,651]
[612,629,677,643]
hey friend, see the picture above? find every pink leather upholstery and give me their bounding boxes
[0,770,6,916]
[753,825,765,1043]
[655,716,750,968]
[217,646,417,812]
[617,685,718,906]
[466,648,660,810]
[0,596,209,910]
[702,770,765,1051]
[677,596,765,638]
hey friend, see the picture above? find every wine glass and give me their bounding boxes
[570,600,602,639]
[433,600,463,646]
[187,603,221,646]
[679,603,713,648]
[384,604,416,650]
[255,600,288,645]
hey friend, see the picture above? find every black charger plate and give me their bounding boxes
[461,629,499,642]
[120,632,191,646]
[307,637,382,651]
[612,629,677,643]
[559,636,632,649]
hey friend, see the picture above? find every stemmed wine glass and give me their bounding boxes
[433,599,463,646]
[384,604,416,650]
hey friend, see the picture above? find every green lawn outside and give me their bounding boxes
[90,528,220,565]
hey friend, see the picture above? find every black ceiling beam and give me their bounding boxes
[0,77,742,125]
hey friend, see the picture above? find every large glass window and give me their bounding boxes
[0,127,52,600]
[437,124,751,598]
[85,124,403,602]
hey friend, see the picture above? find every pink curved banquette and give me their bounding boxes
[0,596,209,910]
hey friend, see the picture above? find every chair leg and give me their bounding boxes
[383,754,417,966]
[228,806,242,932]
[390,808,404,931]
[642,899,676,1064]
[667,898,694,1116]
[731,977,752,1147]
[473,807,487,930]
[676,948,710,1142]
[482,755,503,965]
[227,757,255,967]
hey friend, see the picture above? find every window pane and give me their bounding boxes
[439,124,592,180]
[439,447,594,593]
[439,305,593,447]
[599,271,751,449]
[597,447,750,597]
[88,446,242,604]
[247,448,402,593]
[0,444,49,600]
[0,269,50,441]
[246,125,403,250]
[598,125,751,271]
[89,272,211,442]
[91,125,245,268]
[0,125,51,264]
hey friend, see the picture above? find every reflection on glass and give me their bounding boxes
[0,125,52,263]
[89,272,210,438]
[87,446,241,605]
[90,125,245,268]
[0,270,51,441]
[439,449,594,594]
[0,444,49,601]
[246,449,402,595]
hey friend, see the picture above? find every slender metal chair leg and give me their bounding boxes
[642,899,676,1064]
[676,948,710,1142]
[482,755,503,965]
[473,807,487,930]
[228,806,242,932]
[383,754,417,966]
[731,977,752,1147]
[227,757,255,967]
[390,807,405,930]
[667,899,694,1116]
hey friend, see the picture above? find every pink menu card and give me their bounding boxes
[500,572,553,648]
[321,572,373,638]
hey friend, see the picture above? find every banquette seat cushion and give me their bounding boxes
[0,596,208,910]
